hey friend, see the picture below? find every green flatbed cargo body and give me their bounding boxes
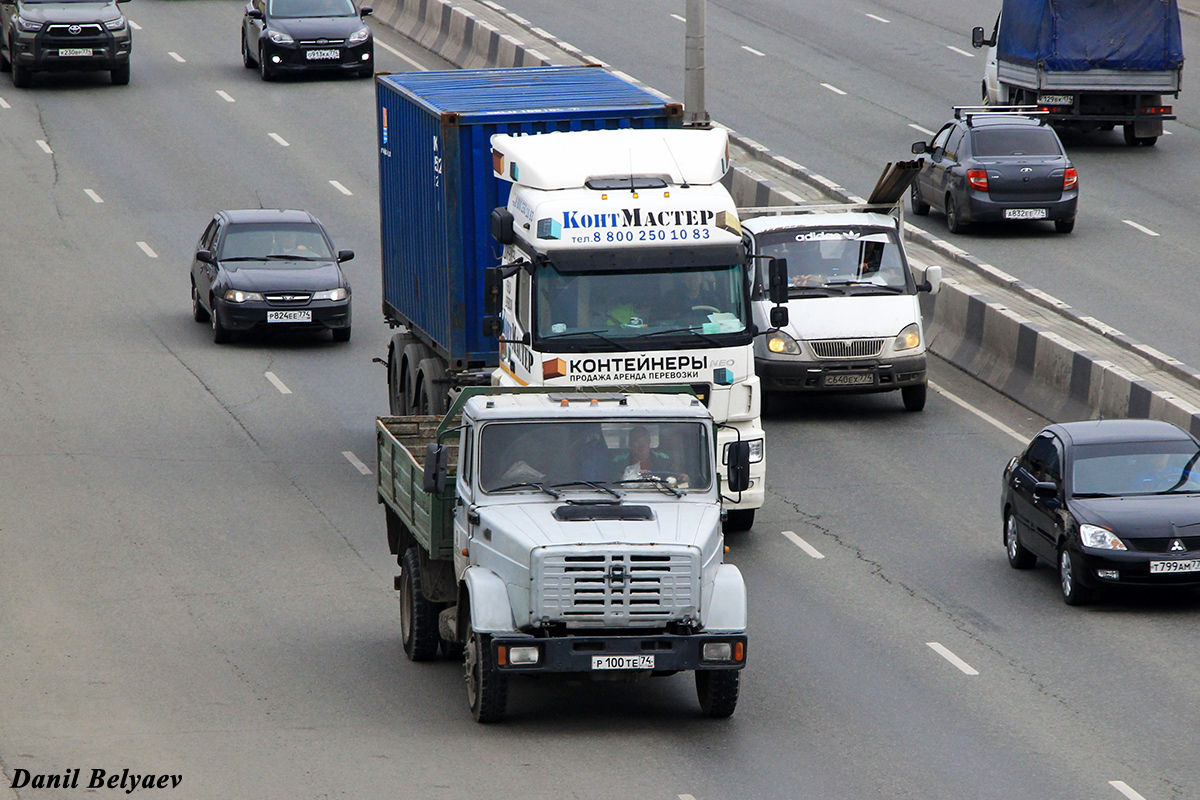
[376,416,457,561]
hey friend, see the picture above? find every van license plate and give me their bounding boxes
[1004,208,1048,220]
[59,48,93,57]
[267,310,312,323]
[825,373,874,387]
[592,655,654,670]
[1037,94,1073,105]
[1150,559,1200,574]
[306,48,340,60]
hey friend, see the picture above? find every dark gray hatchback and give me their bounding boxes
[910,107,1078,234]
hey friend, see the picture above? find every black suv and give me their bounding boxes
[0,0,131,87]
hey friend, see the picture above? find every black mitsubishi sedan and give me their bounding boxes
[1002,419,1200,605]
[911,108,1078,234]
[190,209,353,343]
[241,0,373,81]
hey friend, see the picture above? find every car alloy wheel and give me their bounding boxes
[1059,547,1092,606]
[1005,513,1035,569]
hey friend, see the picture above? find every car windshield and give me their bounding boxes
[535,263,748,342]
[479,420,712,493]
[219,223,334,261]
[973,127,1063,157]
[1072,440,1200,496]
[754,226,909,294]
[269,0,356,17]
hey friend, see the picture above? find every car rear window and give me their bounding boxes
[972,127,1062,157]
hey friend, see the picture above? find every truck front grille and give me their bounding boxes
[533,546,700,628]
[811,338,885,359]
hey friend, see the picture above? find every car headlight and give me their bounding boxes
[104,15,126,30]
[723,439,764,464]
[223,289,264,303]
[312,287,348,301]
[894,322,921,351]
[1080,523,1126,551]
[16,16,43,32]
[267,29,294,44]
[348,25,370,44]
[765,331,801,355]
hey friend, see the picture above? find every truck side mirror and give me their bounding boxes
[726,441,751,493]
[971,26,985,48]
[920,265,942,295]
[483,266,503,316]
[481,316,502,339]
[491,207,515,245]
[767,257,789,304]
[423,443,449,495]
[911,141,928,155]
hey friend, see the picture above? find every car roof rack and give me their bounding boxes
[953,105,1048,125]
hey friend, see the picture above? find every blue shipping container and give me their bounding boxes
[376,66,682,371]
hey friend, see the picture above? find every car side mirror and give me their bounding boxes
[337,249,354,263]
[1033,481,1059,502]
[971,26,985,48]
[423,443,449,494]
[920,265,942,295]
[726,441,751,494]
[912,141,928,155]
[247,8,263,19]
[196,249,216,264]
[360,5,373,16]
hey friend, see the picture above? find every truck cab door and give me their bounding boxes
[453,423,477,578]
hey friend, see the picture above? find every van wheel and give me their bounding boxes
[465,619,508,723]
[399,547,441,661]
[723,509,755,533]
[696,670,739,718]
[901,383,927,412]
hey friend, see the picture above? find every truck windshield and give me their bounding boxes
[535,264,748,344]
[753,226,910,294]
[479,420,712,493]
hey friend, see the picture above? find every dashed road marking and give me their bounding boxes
[1122,220,1159,237]
[928,381,1026,443]
[265,372,292,395]
[375,39,428,70]
[342,451,372,475]
[136,241,158,258]
[742,45,766,57]
[36,139,53,154]
[216,90,235,102]
[129,20,141,30]
[782,530,825,559]
[269,132,290,147]
[330,180,353,196]
[169,52,186,63]
[946,45,975,58]
[670,13,685,22]
[0,97,10,109]
[84,189,104,203]
[820,83,847,95]
[865,12,890,22]
[926,642,979,675]
[909,123,935,137]
[1109,781,1147,800]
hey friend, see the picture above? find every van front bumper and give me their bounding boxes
[756,354,926,393]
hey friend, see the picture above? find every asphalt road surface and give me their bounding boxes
[0,3,1197,800]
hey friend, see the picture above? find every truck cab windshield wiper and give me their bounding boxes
[550,481,624,501]
[489,482,561,498]
[540,329,624,349]
[639,326,725,346]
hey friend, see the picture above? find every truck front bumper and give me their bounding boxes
[489,632,747,673]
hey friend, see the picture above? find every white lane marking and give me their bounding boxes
[269,132,290,147]
[927,381,1026,444]
[909,123,935,137]
[946,45,975,58]
[84,189,104,203]
[0,97,10,109]
[136,241,158,258]
[1163,128,1173,135]
[342,451,372,475]
[820,83,847,95]
[782,530,825,559]
[926,642,979,675]
[375,39,429,71]
[1109,781,1147,800]
[36,139,53,153]
[329,180,353,196]
[264,372,292,395]
[742,45,766,57]
[129,20,141,30]
[865,12,890,22]
[678,795,698,800]
[169,51,186,63]
[670,13,686,22]
[1122,219,1160,237]
[216,90,235,103]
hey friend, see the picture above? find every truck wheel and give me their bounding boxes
[399,547,441,661]
[11,56,30,88]
[110,63,130,85]
[910,183,930,216]
[401,343,427,413]
[696,669,740,718]
[901,383,927,412]
[465,620,508,723]
[1121,125,1157,147]
[723,509,755,533]
[1139,136,1158,147]
[416,358,449,415]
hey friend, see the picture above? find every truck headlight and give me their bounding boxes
[502,645,540,665]
[348,25,370,44]
[702,641,745,662]
[224,289,264,303]
[1080,524,1126,551]
[894,323,921,351]
[766,331,801,355]
[312,287,348,301]
[723,439,763,464]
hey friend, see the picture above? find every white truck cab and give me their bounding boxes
[742,204,941,411]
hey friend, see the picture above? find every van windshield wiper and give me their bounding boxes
[488,482,560,498]
[550,481,623,500]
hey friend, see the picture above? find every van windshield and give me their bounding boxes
[754,226,910,294]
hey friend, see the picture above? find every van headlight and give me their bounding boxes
[766,331,801,355]
[894,323,921,351]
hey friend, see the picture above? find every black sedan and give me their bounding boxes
[1002,419,1200,605]
[241,0,373,81]
[911,108,1078,234]
[190,209,353,343]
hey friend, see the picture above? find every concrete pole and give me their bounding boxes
[684,0,709,127]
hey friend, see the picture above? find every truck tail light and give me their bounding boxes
[1063,168,1078,190]
[967,169,989,191]
[1141,105,1172,115]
